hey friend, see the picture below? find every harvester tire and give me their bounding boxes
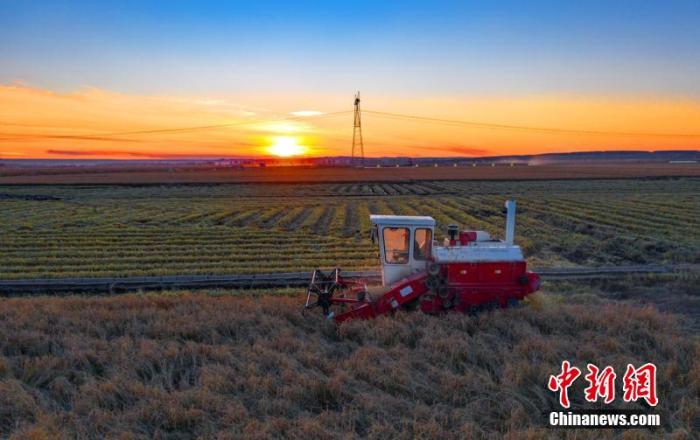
[426,276,439,290]
[427,262,441,276]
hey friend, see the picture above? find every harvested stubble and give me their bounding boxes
[0,292,697,439]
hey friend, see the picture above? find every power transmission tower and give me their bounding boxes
[351,91,364,166]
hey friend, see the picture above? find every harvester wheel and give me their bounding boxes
[427,262,441,276]
[425,276,439,290]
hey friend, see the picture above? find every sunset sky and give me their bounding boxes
[1,1,699,159]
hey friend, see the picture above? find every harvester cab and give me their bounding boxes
[369,215,436,286]
[305,200,541,323]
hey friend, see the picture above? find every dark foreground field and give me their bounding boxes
[1,292,697,439]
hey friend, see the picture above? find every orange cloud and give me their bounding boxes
[1,84,699,159]
[45,149,255,159]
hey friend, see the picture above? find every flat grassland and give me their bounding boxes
[1,178,698,279]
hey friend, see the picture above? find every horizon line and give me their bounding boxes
[2,149,699,162]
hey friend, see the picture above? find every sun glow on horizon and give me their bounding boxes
[2,85,700,159]
[266,136,307,157]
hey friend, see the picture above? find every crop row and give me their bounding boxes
[1,178,697,279]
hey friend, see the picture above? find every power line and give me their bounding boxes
[0,111,352,142]
[98,110,352,136]
[2,105,698,144]
[363,109,700,138]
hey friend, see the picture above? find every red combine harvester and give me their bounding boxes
[304,200,541,323]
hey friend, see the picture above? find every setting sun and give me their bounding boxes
[266,136,306,157]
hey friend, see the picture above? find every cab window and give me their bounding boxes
[383,227,409,264]
[413,228,432,260]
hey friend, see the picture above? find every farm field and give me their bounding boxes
[1,177,699,438]
[1,178,699,280]
[1,162,699,184]
[0,291,698,438]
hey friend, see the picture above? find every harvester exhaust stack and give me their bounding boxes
[505,199,516,245]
